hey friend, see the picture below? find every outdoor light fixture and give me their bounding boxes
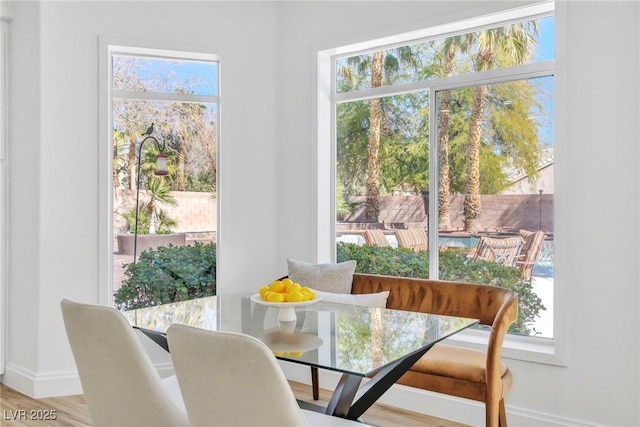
[133,126,169,264]
[154,153,169,176]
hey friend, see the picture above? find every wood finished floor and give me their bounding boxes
[0,382,468,427]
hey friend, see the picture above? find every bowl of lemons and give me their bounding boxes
[251,278,322,322]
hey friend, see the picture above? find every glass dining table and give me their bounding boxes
[124,293,478,421]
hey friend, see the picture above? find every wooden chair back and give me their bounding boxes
[351,273,518,427]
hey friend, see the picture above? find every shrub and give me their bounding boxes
[114,242,216,311]
[336,242,545,335]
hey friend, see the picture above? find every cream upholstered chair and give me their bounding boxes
[167,324,367,427]
[60,299,188,427]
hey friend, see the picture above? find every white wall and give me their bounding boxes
[4,1,639,426]
[278,1,639,426]
[6,0,282,396]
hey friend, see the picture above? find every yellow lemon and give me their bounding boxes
[286,283,302,294]
[267,292,285,303]
[282,278,293,287]
[269,281,285,293]
[262,291,273,301]
[259,285,270,298]
[289,351,304,357]
[273,351,284,357]
[301,287,315,301]
[286,292,304,302]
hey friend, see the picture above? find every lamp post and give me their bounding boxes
[420,190,429,216]
[133,130,168,264]
[538,189,543,231]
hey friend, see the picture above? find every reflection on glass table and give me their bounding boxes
[125,294,478,421]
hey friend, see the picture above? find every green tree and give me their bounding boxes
[338,47,420,222]
[112,57,217,195]
[335,23,543,230]
[435,35,473,229]
[365,51,383,222]
[463,22,538,232]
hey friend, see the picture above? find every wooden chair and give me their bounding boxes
[473,236,524,267]
[516,230,545,280]
[305,273,518,426]
[363,229,390,247]
[351,274,518,427]
[394,227,427,251]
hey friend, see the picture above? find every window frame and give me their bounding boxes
[0,14,11,376]
[98,38,220,306]
[316,2,565,365]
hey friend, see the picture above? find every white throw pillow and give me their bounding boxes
[287,259,356,294]
[314,290,390,308]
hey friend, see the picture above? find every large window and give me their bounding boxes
[105,45,219,308]
[330,8,554,338]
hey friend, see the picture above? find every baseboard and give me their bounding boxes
[2,357,597,426]
[2,363,82,398]
[1,361,176,399]
[279,361,596,427]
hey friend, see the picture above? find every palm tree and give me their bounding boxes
[340,47,418,222]
[144,177,178,232]
[365,51,383,222]
[112,131,128,189]
[437,35,472,230]
[463,22,538,232]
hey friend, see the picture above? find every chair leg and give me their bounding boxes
[311,366,319,400]
[499,399,508,427]
[486,400,500,427]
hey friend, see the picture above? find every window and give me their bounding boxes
[327,7,554,339]
[102,43,219,307]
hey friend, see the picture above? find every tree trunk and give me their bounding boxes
[128,138,137,190]
[437,95,451,230]
[437,46,457,230]
[365,51,383,222]
[463,85,486,232]
[112,141,120,189]
[176,136,185,191]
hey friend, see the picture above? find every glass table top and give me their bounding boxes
[124,294,478,377]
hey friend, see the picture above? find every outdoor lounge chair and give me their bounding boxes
[473,236,524,267]
[363,229,390,247]
[516,230,546,280]
[394,227,427,251]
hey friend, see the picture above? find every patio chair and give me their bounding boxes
[60,299,188,427]
[473,235,524,267]
[167,324,367,426]
[516,230,546,280]
[394,227,427,251]
[363,229,390,247]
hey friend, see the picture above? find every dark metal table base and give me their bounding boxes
[305,342,437,421]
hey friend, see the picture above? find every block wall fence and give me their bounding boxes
[113,191,552,239]
[114,190,217,236]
